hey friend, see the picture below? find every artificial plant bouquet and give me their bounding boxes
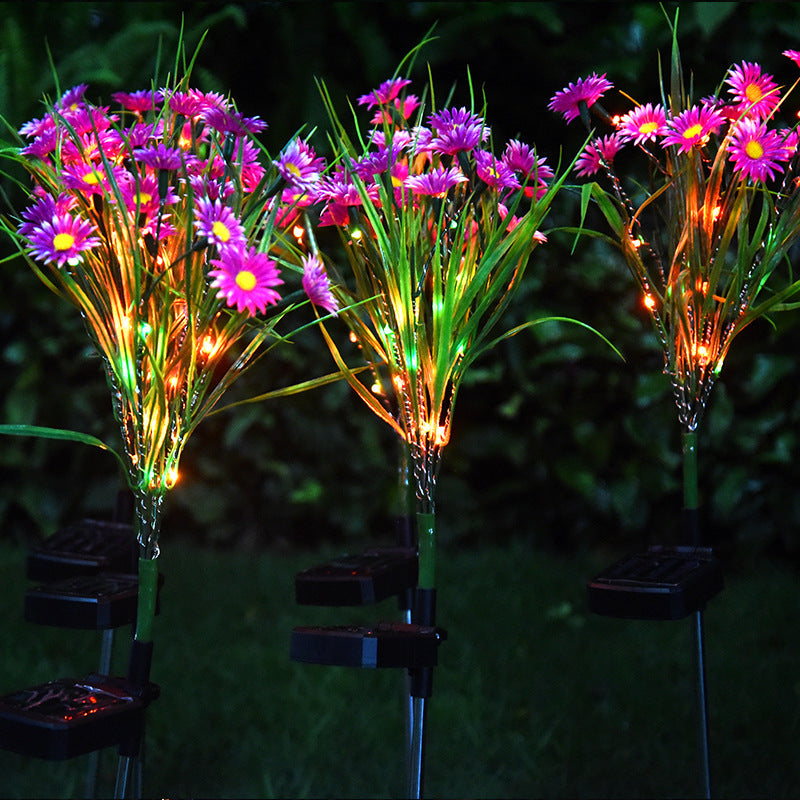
[308,72,577,588]
[1,64,335,648]
[549,23,800,536]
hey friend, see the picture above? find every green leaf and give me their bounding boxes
[0,424,126,474]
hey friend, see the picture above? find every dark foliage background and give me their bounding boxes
[3,1,800,567]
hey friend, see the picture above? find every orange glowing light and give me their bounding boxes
[165,465,179,488]
[200,335,215,356]
[711,205,721,221]
[371,381,382,394]
[349,331,358,343]
[693,343,711,366]
[611,114,622,127]
[167,375,179,391]
[643,293,656,310]
[292,225,305,244]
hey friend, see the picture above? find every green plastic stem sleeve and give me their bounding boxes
[682,430,699,512]
[416,511,436,589]
[134,556,159,642]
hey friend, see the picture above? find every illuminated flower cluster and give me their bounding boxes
[550,49,800,431]
[11,81,335,555]
[313,75,562,510]
[550,54,798,185]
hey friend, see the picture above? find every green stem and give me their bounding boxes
[133,489,163,642]
[682,430,699,511]
[135,556,159,642]
[416,511,435,590]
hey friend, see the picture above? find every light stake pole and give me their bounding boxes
[683,430,712,799]
[408,511,436,799]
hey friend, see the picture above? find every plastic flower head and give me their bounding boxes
[783,50,800,69]
[662,105,726,154]
[194,197,246,250]
[474,149,521,191]
[427,107,489,155]
[404,165,468,197]
[617,103,668,145]
[112,89,164,113]
[357,77,412,108]
[574,133,624,176]
[133,142,183,171]
[548,72,613,123]
[370,94,421,125]
[500,139,553,198]
[26,211,101,267]
[273,138,325,191]
[302,253,339,314]
[209,245,283,315]
[201,105,267,136]
[725,61,780,120]
[728,118,791,182]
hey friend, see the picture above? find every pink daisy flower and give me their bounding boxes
[370,95,421,125]
[112,90,164,114]
[357,78,412,108]
[120,173,177,221]
[134,142,183,171]
[61,162,125,197]
[404,165,467,197]
[501,140,553,199]
[662,105,726,154]
[617,103,668,145]
[474,149,520,191]
[61,129,126,165]
[26,212,101,268]
[167,88,216,118]
[209,246,283,316]
[574,133,625,176]
[725,61,780,120]
[18,194,76,238]
[193,197,246,250]
[548,73,613,124]
[783,50,800,69]
[728,118,790,182]
[273,138,326,191]
[60,105,117,138]
[55,84,89,113]
[302,253,339,314]
[201,106,267,136]
[317,169,380,226]
[428,107,489,155]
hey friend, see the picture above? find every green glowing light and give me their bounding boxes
[119,357,136,388]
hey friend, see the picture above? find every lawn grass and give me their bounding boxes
[0,539,797,798]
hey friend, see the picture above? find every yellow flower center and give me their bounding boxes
[745,140,764,160]
[137,192,152,204]
[212,220,231,242]
[53,232,75,251]
[745,83,763,103]
[639,121,659,136]
[286,161,302,178]
[235,270,257,292]
[683,123,703,139]
[82,172,99,185]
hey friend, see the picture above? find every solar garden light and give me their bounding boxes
[0,39,346,798]
[551,10,800,797]
[289,32,613,796]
